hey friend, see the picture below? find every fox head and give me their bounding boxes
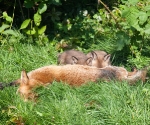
[57,50,93,66]
[71,56,93,65]
[87,51,111,68]
[17,70,37,101]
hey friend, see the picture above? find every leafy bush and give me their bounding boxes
[118,0,150,67]
[0,0,150,67]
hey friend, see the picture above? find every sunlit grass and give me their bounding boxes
[0,43,150,125]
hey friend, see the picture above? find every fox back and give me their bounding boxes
[86,50,111,68]
[58,50,92,65]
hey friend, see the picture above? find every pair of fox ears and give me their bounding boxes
[71,51,111,64]
[90,51,111,62]
[21,70,29,84]
[71,56,92,65]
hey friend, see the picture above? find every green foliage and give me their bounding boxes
[0,24,10,33]
[121,1,150,36]
[20,2,47,40]
[48,8,62,23]
[17,0,50,45]
[0,0,150,67]
[116,0,150,66]
[0,12,17,38]
[53,8,119,53]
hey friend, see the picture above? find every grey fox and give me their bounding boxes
[57,50,93,65]
[86,50,111,68]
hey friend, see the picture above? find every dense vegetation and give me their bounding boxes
[0,0,150,124]
[0,0,150,67]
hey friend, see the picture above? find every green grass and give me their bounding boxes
[0,43,150,125]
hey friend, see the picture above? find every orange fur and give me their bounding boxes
[16,65,147,101]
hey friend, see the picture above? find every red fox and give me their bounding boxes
[15,65,147,101]
[86,50,111,68]
[57,50,93,65]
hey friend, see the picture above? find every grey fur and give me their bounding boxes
[58,50,92,65]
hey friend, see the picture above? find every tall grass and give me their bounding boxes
[0,43,57,83]
[0,43,150,125]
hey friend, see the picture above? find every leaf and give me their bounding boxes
[122,7,129,17]
[2,29,17,37]
[38,25,46,34]
[2,12,12,23]
[38,3,47,14]
[20,19,31,30]
[24,0,34,8]
[138,11,148,25]
[116,31,130,50]
[24,28,36,35]
[6,16,13,23]
[144,23,150,35]
[2,12,8,18]
[122,7,139,26]
[132,21,142,32]
[144,5,150,12]
[0,24,10,33]
[34,13,41,26]
[116,40,125,51]
[147,11,150,16]
[145,5,150,16]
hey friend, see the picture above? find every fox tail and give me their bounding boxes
[0,79,20,90]
[127,68,148,85]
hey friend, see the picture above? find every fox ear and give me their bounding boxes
[86,57,93,65]
[21,70,29,85]
[72,56,78,64]
[91,51,98,60]
[104,54,111,62]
